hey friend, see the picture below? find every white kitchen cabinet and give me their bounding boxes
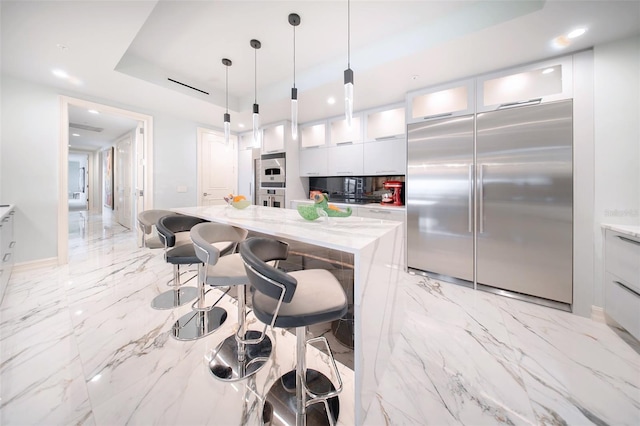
[365,105,405,141]
[300,121,327,148]
[239,131,258,151]
[407,79,474,123]
[329,114,363,145]
[604,227,640,340]
[262,122,288,154]
[357,206,405,223]
[477,55,573,112]
[327,143,363,176]
[299,146,328,177]
[363,138,406,175]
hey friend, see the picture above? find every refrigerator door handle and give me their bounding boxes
[478,163,485,234]
[468,164,473,233]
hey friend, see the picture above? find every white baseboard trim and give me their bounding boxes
[13,257,59,272]
[591,305,607,323]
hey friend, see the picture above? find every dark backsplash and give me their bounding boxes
[309,176,404,204]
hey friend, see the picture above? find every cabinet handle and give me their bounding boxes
[336,141,354,146]
[369,209,390,214]
[2,217,9,223]
[617,235,640,246]
[306,172,319,176]
[375,170,395,174]
[614,280,640,298]
[3,253,10,262]
[423,113,452,120]
[9,241,15,248]
[337,171,353,175]
[497,98,542,110]
[374,135,401,141]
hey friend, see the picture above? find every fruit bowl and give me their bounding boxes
[231,199,251,209]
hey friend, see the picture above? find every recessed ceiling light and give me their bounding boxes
[327,97,336,105]
[542,68,555,74]
[72,133,80,137]
[567,28,587,39]
[88,109,99,114]
[238,123,245,128]
[52,69,69,79]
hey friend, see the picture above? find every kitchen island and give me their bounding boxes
[172,204,405,424]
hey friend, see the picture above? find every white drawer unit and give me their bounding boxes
[604,228,640,339]
[357,206,405,222]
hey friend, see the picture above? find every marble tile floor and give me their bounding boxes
[1,210,639,425]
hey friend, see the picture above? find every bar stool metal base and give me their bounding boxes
[207,330,272,382]
[262,369,340,426]
[171,307,228,341]
[151,286,198,310]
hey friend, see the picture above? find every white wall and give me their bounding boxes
[593,35,640,308]
[1,77,60,263]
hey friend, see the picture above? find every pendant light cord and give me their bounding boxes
[293,24,296,88]
[254,47,257,104]
[347,0,351,68]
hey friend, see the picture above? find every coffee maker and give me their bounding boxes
[382,180,404,206]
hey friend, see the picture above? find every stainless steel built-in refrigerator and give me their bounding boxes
[407,100,573,306]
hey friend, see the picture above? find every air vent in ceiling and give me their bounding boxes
[167,78,209,95]
[69,123,104,132]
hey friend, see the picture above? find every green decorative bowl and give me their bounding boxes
[231,200,251,209]
[297,204,320,220]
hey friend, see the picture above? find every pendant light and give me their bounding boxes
[250,39,262,147]
[222,58,232,146]
[344,0,354,127]
[289,13,301,141]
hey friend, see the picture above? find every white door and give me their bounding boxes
[134,122,145,240]
[115,132,133,228]
[197,128,237,206]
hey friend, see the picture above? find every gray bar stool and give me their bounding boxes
[151,215,208,310]
[240,237,348,426]
[184,223,272,381]
[137,210,191,249]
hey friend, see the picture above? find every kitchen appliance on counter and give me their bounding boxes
[259,153,285,188]
[407,100,573,309]
[259,188,285,208]
[382,180,404,206]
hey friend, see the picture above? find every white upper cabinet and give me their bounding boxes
[477,56,573,112]
[299,146,328,177]
[407,79,474,123]
[262,122,287,154]
[329,114,363,145]
[239,131,257,151]
[327,143,363,176]
[363,138,406,176]
[300,121,327,148]
[365,105,405,141]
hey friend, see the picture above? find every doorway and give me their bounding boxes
[59,96,154,264]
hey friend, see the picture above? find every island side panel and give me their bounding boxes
[355,221,405,423]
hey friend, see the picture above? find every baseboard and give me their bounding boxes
[590,305,607,324]
[12,257,59,272]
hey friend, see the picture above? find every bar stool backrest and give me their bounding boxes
[190,222,248,265]
[157,215,208,247]
[240,237,297,303]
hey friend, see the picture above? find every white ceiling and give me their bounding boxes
[2,0,639,144]
[67,105,139,152]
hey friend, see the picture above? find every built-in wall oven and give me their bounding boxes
[259,153,286,208]
[259,153,286,188]
[259,188,285,208]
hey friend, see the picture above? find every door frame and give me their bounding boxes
[58,96,154,264]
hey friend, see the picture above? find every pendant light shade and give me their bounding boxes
[344,0,354,127]
[289,13,301,141]
[222,58,232,146]
[250,39,262,147]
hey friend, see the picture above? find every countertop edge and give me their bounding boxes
[601,223,640,239]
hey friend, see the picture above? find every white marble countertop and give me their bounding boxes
[172,204,402,253]
[0,204,15,220]
[291,199,405,211]
[601,223,640,239]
